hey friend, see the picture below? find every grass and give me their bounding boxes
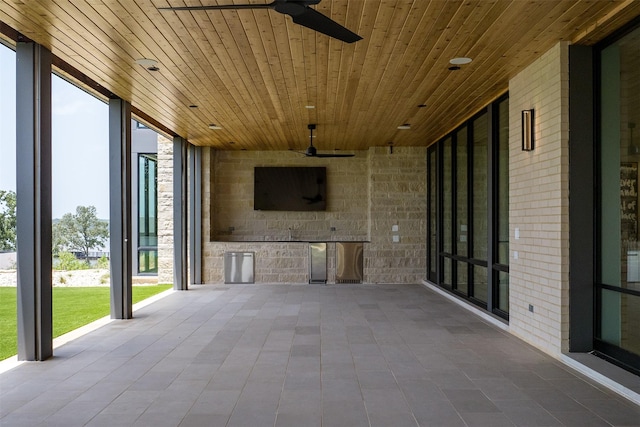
[0,284,172,361]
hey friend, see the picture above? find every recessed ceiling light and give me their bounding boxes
[305,105,315,109]
[449,57,472,65]
[397,124,411,130]
[135,58,159,71]
[208,124,222,130]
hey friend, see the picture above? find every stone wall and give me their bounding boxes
[157,134,174,285]
[508,42,570,355]
[366,146,427,284]
[210,149,369,242]
[202,146,427,284]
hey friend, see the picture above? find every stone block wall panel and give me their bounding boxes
[157,134,174,285]
[200,146,427,285]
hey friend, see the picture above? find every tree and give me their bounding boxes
[0,190,17,251]
[54,205,109,261]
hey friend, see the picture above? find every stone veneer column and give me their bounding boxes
[157,134,174,285]
[366,146,427,284]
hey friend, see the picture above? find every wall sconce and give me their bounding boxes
[522,109,534,151]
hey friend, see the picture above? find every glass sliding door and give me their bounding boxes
[442,137,453,288]
[427,146,438,282]
[494,97,510,316]
[455,127,469,295]
[425,95,508,319]
[596,25,640,371]
[471,113,489,305]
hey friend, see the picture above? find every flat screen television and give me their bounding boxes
[254,167,327,211]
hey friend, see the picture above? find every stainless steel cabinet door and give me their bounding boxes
[224,252,255,284]
[309,243,327,284]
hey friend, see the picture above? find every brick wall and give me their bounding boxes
[201,146,426,284]
[508,42,570,355]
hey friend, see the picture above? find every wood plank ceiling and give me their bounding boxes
[1,0,639,152]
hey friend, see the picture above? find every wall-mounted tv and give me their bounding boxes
[254,167,327,211]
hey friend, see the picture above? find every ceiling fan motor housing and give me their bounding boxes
[275,1,321,16]
[306,124,317,156]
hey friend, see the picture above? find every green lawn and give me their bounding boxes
[0,285,172,361]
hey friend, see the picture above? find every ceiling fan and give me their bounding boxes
[159,0,362,43]
[303,124,354,158]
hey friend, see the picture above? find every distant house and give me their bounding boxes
[0,252,16,269]
[132,120,158,276]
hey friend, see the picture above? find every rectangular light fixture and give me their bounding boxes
[522,109,534,151]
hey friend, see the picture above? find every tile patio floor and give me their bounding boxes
[1,283,640,426]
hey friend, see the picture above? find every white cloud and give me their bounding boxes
[53,99,92,116]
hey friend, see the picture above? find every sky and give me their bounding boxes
[0,43,110,219]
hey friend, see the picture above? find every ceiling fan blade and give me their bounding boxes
[313,153,355,158]
[160,1,361,43]
[290,7,362,43]
[158,3,274,11]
